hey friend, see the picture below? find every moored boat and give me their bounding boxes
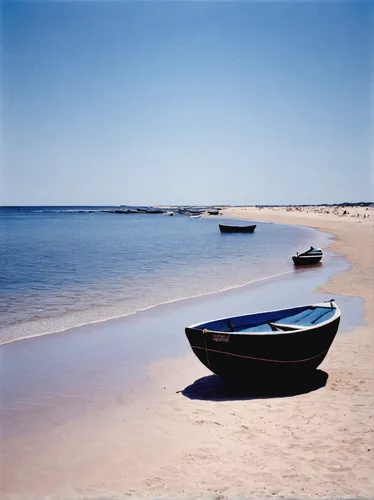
[292,246,323,265]
[219,223,256,233]
[187,210,204,216]
[185,300,340,383]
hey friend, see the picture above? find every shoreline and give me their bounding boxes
[0,268,296,347]
[0,220,330,347]
[221,206,373,309]
[2,208,373,499]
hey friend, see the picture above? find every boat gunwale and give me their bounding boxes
[186,301,341,337]
[218,223,256,229]
[292,248,323,258]
[292,255,323,259]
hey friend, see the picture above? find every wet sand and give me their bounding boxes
[1,209,373,499]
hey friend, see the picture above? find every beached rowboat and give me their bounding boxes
[218,223,256,233]
[185,300,340,382]
[292,246,323,265]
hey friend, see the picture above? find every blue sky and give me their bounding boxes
[1,1,372,206]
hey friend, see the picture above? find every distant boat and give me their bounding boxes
[176,208,205,216]
[219,223,256,233]
[189,215,201,219]
[292,247,323,266]
[185,300,340,382]
[144,208,165,214]
[208,209,219,215]
[187,210,204,216]
[106,207,165,214]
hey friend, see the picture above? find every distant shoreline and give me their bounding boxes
[1,201,373,209]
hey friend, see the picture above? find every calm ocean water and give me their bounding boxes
[0,206,331,343]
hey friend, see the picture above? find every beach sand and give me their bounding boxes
[2,207,373,499]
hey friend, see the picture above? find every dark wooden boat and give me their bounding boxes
[219,223,256,233]
[107,207,166,215]
[292,246,323,266]
[185,300,340,382]
[144,208,165,214]
[187,210,204,216]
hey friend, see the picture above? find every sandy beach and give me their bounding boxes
[3,0,371,497]
[2,206,374,500]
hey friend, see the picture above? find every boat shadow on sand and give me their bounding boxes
[180,369,328,401]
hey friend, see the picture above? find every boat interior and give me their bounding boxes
[194,304,337,334]
[298,247,323,256]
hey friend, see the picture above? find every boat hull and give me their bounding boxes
[292,255,322,265]
[185,316,340,383]
[219,224,256,233]
[293,247,323,266]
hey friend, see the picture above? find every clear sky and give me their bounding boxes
[1,1,372,206]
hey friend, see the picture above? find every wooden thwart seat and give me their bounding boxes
[268,322,310,332]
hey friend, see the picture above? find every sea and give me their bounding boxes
[0,206,332,344]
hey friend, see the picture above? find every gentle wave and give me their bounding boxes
[0,269,297,346]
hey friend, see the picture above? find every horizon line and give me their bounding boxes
[1,201,373,208]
